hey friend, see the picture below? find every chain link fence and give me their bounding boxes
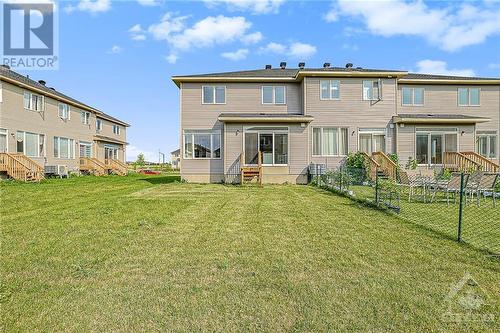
[312,164,499,255]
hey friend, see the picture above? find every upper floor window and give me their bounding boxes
[476,131,497,159]
[184,130,221,159]
[320,80,340,100]
[81,111,90,125]
[54,136,75,159]
[96,119,103,132]
[202,86,225,104]
[112,124,120,135]
[458,88,480,106]
[402,87,424,106]
[262,86,286,104]
[363,80,382,101]
[58,103,70,120]
[23,91,44,111]
[16,131,45,157]
[312,127,349,156]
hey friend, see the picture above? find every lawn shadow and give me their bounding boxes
[138,176,181,185]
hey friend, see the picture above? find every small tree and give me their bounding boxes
[136,153,146,168]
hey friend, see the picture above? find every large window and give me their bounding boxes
[202,86,225,104]
[320,80,340,100]
[23,91,44,111]
[402,87,424,106]
[16,131,45,157]
[363,80,382,101]
[244,127,288,165]
[58,103,70,120]
[183,130,221,159]
[54,136,75,159]
[0,128,7,153]
[476,131,497,159]
[312,127,348,156]
[81,111,90,125]
[358,129,386,154]
[458,88,480,106]
[415,128,458,165]
[112,124,120,135]
[262,86,286,104]
[79,141,92,158]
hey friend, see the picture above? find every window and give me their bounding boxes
[96,119,102,132]
[112,124,120,135]
[312,127,348,156]
[402,87,424,106]
[79,141,92,158]
[244,127,288,165]
[183,130,221,159]
[358,129,386,154]
[363,80,382,101]
[81,111,90,125]
[202,86,225,104]
[320,80,340,100]
[458,88,480,106]
[476,131,497,159]
[16,131,45,157]
[23,91,44,111]
[0,128,6,153]
[54,136,75,159]
[415,129,458,165]
[58,103,70,120]
[262,86,286,104]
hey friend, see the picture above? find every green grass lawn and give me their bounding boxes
[1,175,499,332]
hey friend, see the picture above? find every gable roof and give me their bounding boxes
[0,65,130,127]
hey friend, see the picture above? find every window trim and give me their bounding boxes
[458,87,481,107]
[319,80,340,100]
[183,130,222,160]
[362,80,382,101]
[81,111,90,125]
[201,85,226,105]
[0,128,8,153]
[96,119,103,132]
[243,126,289,166]
[112,124,120,135]
[58,103,71,120]
[476,131,497,159]
[79,141,93,158]
[311,127,349,157]
[415,129,460,166]
[53,136,75,159]
[16,131,45,158]
[261,85,287,105]
[357,129,387,154]
[401,87,424,106]
[23,91,45,112]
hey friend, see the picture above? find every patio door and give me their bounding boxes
[105,146,118,160]
[243,127,288,166]
[416,129,457,166]
[358,129,386,155]
[0,129,7,152]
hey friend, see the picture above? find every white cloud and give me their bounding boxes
[241,31,263,44]
[259,41,317,59]
[328,0,500,52]
[129,24,147,41]
[107,45,122,54]
[165,53,178,64]
[204,0,285,14]
[148,12,187,41]
[221,48,249,61]
[129,24,143,33]
[416,60,475,77]
[65,0,111,14]
[132,34,147,41]
[324,9,338,22]
[127,146,157,162]
[137,0,162,6]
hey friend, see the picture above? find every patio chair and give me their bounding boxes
[444,173,466,205]
[474,173,498,207]
[465,171,483,204]
[398,170,420,202]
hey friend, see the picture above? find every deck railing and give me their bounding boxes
[105,159,128,175]
[0,153,44,181]
[443,152,481,172]
[460,151,499,173]
[80,157,107,175]
[372,151,398,180]
[360,152,380,181]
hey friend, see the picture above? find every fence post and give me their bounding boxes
[457,172,465,242]
[339,166,343,192]
[375,167,379,205]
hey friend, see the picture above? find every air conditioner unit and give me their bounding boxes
[57,165,68,177]
[44,165,68,178]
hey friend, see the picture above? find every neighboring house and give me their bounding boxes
[173,63,500,184]
[171,148,181,170]
[0,65,129,179]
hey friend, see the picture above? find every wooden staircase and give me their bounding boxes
[443,152,481,172]
[460,151,499,173]
[240,151,262,185]
[0,153,44,182]
[371,151,398,180]
[80,157,107,176]
[105,158,128,175]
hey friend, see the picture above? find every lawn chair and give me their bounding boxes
[398,170,420,202]
[474,173,498,207]
[444,173,466,205]
[465,171,483,204]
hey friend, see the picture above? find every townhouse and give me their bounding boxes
[173,63,499,184]
[0,65,129,180]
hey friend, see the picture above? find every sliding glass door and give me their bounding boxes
[244,127,288,166]
[416,129,457,166]
[358,129,386,155]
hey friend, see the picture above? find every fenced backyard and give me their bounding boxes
[313,166,500,255]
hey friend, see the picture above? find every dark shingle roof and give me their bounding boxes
[0,65,129,126]
[397,114,490,120]
[403,73,500,81]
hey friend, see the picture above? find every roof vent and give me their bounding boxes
[323,62,331,68]
[265,64,272,70]
[298,62,305,69]
[280,62,286,69]
[38,80,46,86]
[356,67,363,69]
[1,64,10,70]
[49,87,56,91]
[345,63,353,68]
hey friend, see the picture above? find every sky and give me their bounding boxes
[12,0,500,162]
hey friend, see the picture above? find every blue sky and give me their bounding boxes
[15,0,500,162]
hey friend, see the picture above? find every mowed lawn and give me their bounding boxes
[1,175,499,332]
